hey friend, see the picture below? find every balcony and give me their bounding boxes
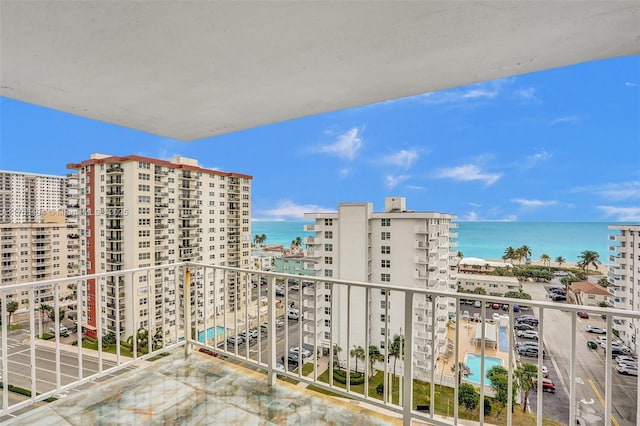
[1,264,639,426]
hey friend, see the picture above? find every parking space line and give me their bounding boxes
[588,378,620,426]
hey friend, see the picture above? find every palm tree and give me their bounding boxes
[516,363,538,413]
[577,250,601,276]
[451,362,469,386]
[540,253,551,270]
[253,234,267,247]
[388,334,403,390]
[350,345,365,374]
[502,246,516,262]
[368,345,384,378]
[457,251,464,258]
[6,300,18,325]
[555,256,566,268]
[291,236,303,249]
[440,359,449,387]
[332,344,342,370]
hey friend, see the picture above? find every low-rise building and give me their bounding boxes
[457,273,521,296]
[568,281,611,307]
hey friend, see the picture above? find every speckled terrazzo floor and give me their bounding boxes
[5,350,402,425]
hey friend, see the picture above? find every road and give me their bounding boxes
[522,280,637,426]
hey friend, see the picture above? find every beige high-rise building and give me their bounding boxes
[67,154,252,341]
[303,197,458,381]
[608,224,640,352]
[0,213,76,317]
[0,170,68,223]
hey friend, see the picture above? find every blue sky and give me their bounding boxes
[1,56,638,222]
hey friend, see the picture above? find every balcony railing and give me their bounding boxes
[1,264,639,426]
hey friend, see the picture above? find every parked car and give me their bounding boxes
[198,347,217,357]
[501,304,509,311]
[532,378,556,393]
[587,341,598,350]
[491,303,500,309]
[608,347,632,357]
[550,294,567,301]
[474,300,482,308]
[514,323,536,331]
[260,322,269,331]
[226,335,245,346]
[577,311,589,319]
[517,330,539,340]
[276,288,285,296]
[516,317,539,326]
[616,355,638,364]
[541,365,549,378]
[549,287,565,293]
[290,284,300,291]
[49,325,69,335]
[275,318,285,328]
[283,351,302,366]
[290,346,312,358]
[462,310,470,320]
[586,325,606,334]
[247,328,259,339]
[519,347,546,358]
[616,364,638,376]
[492,313,501,322]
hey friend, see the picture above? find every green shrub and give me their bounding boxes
[333,369,365,385]
[376,383,384,395]
[41,333,55,340]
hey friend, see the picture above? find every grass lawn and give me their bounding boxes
[303,369,563,426]
[72,339,134,358]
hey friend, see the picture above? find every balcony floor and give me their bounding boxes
[7,349,402,425]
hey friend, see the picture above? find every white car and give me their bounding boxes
[517,330,539,340]
[541,365,549,377]
[290,346,312,358]
[586,325,606,334]
[492,313,501,322]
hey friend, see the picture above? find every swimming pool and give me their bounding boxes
[198,326,227,343]
[464,353,503,385]
[498,326,509,351]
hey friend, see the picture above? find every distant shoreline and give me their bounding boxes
[487,258,608,274]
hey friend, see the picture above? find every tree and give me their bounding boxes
[388,334,403,390]
[457,251,464,258]
[253,234,267,247]
[451,362,468,386]
[598,277,609,287]
[152,327,164,351]
[555,256,566,268]
[458,383,479,411]
[516,362,538,413]
[350,345,365,374]
[6,300,18,325]
[472,287,487,295]
[332,344,342,370]
[368,345,384,378]
[502,246,516,262]
[577,250,601,276]
[127,327,150,355]
[487,365,514,415]
[540,253,551,270]
[291,236,303,249]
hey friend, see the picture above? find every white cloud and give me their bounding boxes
[549,115,581,125]
[468,202,482,208]
[379,149,419,169]
[316,127,363,160]
[572,181,640,200]
[338,168,351,178]
[459,211,517,222]
[406,185,425,190]
[511,198,559,208]
[513,87,539,103]
[625,82,638,87]
[434,164,501,186]
[256,200,332,221]
[597,206,640,221]
[462,211,479,221]
[523,150,551,168]
[385,174,409,189]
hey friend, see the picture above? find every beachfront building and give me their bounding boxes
[304,197,458,380]
[0,212,76,317]
[273,255,317,276]
[567,281,611,307]
[457,273,521,296]
[0,170,68,223]
[67,154,252,340]
[458,257,513,275]
[607,225,640,352]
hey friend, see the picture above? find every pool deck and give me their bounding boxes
[436,319,511,382]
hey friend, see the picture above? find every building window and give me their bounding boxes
[325,243,333,252]
[381,246,390,254]
[381,218,391,227]
[380,314,387,322]
[324,256,333,265]
[381,260,391,268]
[324,269,333,277]
[324,231,333,239]
[381,273,390,282]
[381,232,391,240]
[380,327,386,335]
[324,219,333,226]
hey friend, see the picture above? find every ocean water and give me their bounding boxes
[251,221,635,263]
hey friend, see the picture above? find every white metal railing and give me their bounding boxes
[1,263,639,426]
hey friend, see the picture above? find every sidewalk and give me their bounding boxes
[26,335,132,364]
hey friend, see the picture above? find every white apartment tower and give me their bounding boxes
[304,197,457,381]
[608,225,640,352]
[67,154,252,341]
[0,170,68,223]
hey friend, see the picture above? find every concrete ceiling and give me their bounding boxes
[1,1,639,141]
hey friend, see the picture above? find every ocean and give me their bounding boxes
[251,221,636,263]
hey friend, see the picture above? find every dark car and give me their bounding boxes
[514,323,536,331]
[587,341,598,350]
[517,317,539,326]
[551,294,567,302]
[577,311,589,319]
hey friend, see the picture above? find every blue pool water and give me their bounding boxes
[198,326,227,343]
[498,326,508,351]
[464,353,503,385]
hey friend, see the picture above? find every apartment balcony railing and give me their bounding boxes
[1,264,639,426]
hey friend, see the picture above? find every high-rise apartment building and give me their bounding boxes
[67,154,252,340]
[303,197,457,380]
[608,224,640,352]
[0,170,68,223]
[0,213,76,316]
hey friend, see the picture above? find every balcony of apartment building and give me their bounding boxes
[106,165,124,174]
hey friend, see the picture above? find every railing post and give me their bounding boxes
[267,274,276,386]
[403,291,414,426]
[1,292,8,412]
[184,266,191,356]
